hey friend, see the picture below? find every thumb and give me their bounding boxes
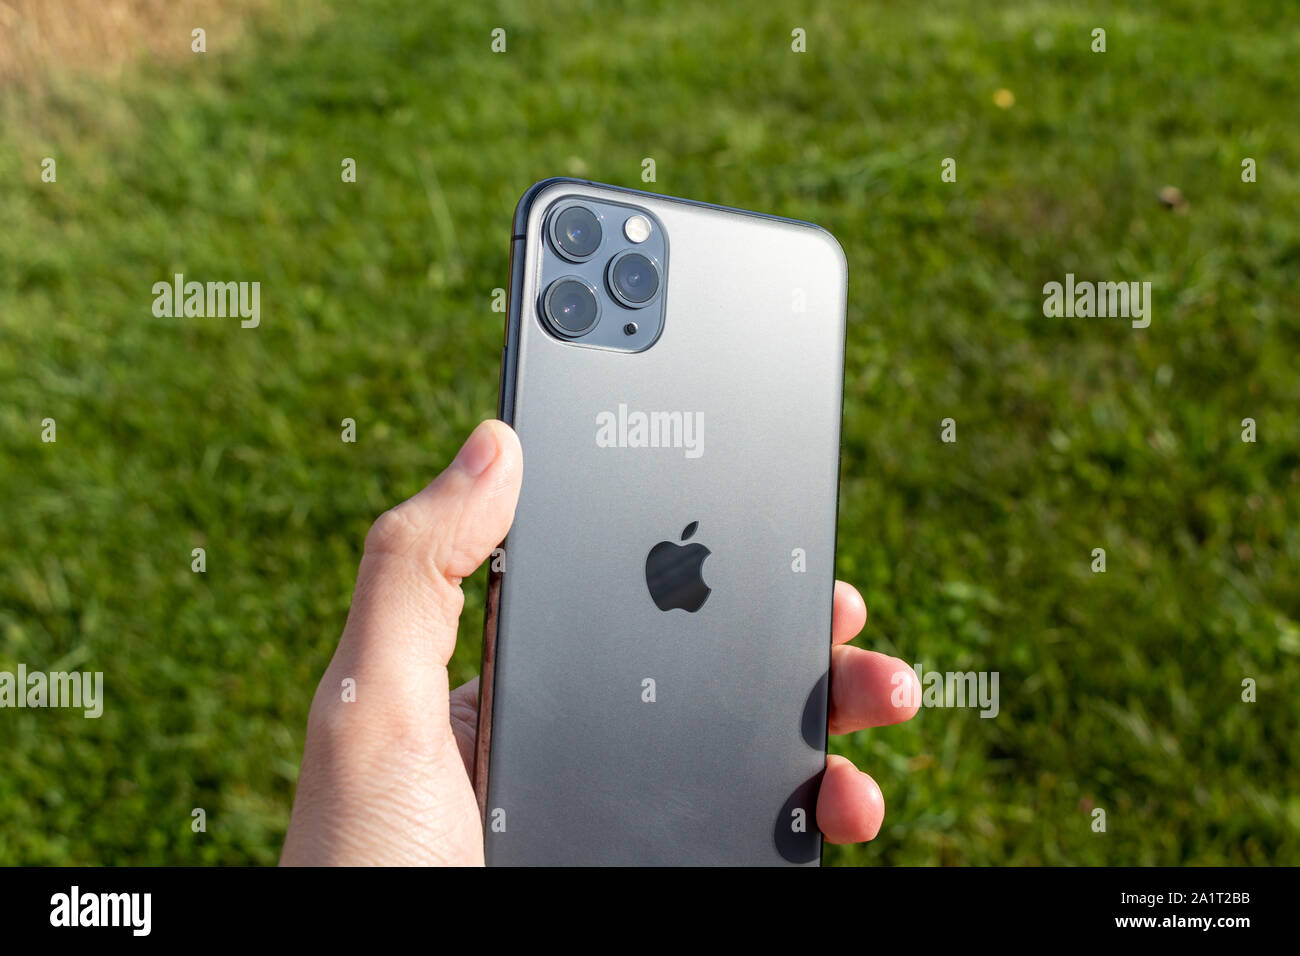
[335,419,522,690]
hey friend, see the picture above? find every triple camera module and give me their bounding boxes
[537,198,668,351]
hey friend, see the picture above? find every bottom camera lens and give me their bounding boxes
[543,277,600,336]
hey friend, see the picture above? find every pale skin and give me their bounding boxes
[281,419,920,865]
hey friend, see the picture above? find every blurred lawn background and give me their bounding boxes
[1,0,1298,865]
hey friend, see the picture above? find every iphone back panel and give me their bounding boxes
[475,178,847,865]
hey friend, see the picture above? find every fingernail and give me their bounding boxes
[453,421,499,477]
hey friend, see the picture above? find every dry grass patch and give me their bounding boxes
[0,0,262,89]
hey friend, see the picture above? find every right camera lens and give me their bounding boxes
[607,252,660,308]
[550,205,602,261]
[543,277,600,336]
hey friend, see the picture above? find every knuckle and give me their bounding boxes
[364,505,421,556]
[306,682,442,768]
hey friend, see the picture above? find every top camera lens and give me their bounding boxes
[550,205,602,261]
[607,252,660,307]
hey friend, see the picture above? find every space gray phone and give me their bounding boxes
[474,178,848,865]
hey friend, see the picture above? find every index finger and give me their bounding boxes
[832,580,868,645]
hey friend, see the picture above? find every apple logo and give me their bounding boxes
[645,521,712,612]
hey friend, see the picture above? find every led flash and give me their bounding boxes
[624,215,652,243]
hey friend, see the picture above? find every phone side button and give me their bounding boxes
[504,236,522,349]
[497,347,509,422]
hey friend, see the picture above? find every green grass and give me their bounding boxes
[2,0,1298,865]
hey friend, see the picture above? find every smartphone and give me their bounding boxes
[474,178,847,865]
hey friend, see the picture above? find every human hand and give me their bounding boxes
[281,419,920,865]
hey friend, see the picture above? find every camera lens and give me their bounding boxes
[543,277,600,336]
[607,252,660,307]
[550,205,602,261]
